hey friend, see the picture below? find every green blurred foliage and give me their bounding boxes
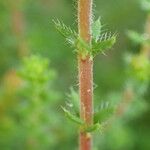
[0,0,149,150]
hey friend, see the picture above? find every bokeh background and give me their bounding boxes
[0,0,149,150]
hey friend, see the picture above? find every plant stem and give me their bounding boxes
[78,0,93,150]
[78,58,93,150]
[10,0,28,57]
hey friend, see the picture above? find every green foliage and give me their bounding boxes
[0,55,65,150]
[18,55,56,84]
[53,19,77,47]
[127,30,150,44]
[0,0,149,150]
[92,17,102,42]
[92,33,116,56]
[76,36,92,59]
[66,87,79,113]
[129,54,150,81]
[94,101,115,123]
[16,55,62,149]
[83,123,101,133]
[124,96,148,119]
[61,107,84,125]
[126,30,150,81]
[141,0,150,12]
[62,86,104,133]
[91,18,116,56]
[54,18,116,59]
[61,107,102,133]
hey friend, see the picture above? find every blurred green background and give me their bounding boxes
[0,0,149,150]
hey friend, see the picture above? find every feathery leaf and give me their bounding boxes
[61,107,84,125]
[92,17,102,42]
[94,101,115,123]
[92,34,116,57]
[53,19,77,46]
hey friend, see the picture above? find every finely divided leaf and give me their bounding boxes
[92,34,116,57]
[94,101,115,123]
[53,19,77,46]
[92,17,102,42]
[61,107,84,125]
[54,18,116,58]
[91,18,116,57]
[67,87,79,113]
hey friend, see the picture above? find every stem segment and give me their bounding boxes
[78,0,93,150]
[78,57,93,150]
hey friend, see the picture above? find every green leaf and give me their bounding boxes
[130,54,150,81]
[92,17,102,42]
[92,34,116,57]
[77,37,92,58]
[53,19,117,59]
[83,123,101,133]
[18,55,56,84]
[61,107,84,125]
[53,19,77,46]
[127,30,148,44]
[94,101,115,123]
[77,37,91,51]
[141,0,150,11]
[67,87,79,113]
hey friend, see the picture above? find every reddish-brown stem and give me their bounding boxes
[78,0,93,150]
[78,57,93,150]
[10,0,28,57]
[2,0,27,93]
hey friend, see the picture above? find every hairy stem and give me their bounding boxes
[78,57,93,150]
[78,0,93,150]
